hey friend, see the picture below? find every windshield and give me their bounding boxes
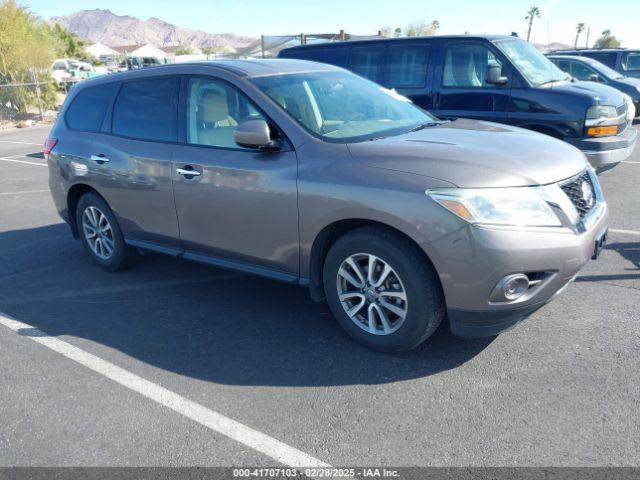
[251,71,439,142]
[494,38,569,86]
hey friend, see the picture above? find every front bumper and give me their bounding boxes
[426,202,609,338]
[566,126,637,172]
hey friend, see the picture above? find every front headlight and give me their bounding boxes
[427,187,562,227]
[585,105,621,136]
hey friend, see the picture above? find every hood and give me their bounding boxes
[348,119,588,188]
[548,80,627,106]
[615,77,640,97]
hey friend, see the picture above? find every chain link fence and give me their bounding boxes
[238,32,383,58]
[0,73,75,127]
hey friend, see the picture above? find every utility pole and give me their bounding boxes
[585,27,590,48]
[261,35,265,58]
[300,33,306,45]
[339,29,346,41]
[31,69,44,121]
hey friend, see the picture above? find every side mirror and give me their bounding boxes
[588,74,602,83]
[234,119,279,151]
[486,64,508,85]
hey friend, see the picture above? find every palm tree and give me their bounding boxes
[525,6,541,41]
[574,23,586,48]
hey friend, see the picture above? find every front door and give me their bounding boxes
[432,40,510,123]
[172,76,299,279]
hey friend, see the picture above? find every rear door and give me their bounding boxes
[90,75,181,249]
[432,39,510,122]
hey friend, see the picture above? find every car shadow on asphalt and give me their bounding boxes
[0,224,494,386]
[577,241,640,282]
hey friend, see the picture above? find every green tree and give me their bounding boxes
[47,22,86,59]
[574,23,586,48]
[175,45,194,56]
[594,29,621,49]
[404,20,440,37]
[0,0,57,112]
[525,6,541,41]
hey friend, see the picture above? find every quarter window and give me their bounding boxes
[387,46,429,87]
[65,82,117,132]
[443,44,502,88]
[112,76,178,142]
[186,78,266,149]
[349,47,384,82]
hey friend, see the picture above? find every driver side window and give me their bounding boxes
[569,61,598,81]
[443,44,502,88]
[186,78,266,149]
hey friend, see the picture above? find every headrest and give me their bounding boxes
[199,90,229,123]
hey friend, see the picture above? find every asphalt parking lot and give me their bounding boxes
[0,124,639,468]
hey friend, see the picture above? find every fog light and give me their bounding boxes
[490,274,530,302]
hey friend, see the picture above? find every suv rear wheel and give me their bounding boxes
[323,227,445,353]
[76,192,135,271]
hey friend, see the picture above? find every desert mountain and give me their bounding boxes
[51,9,256,48]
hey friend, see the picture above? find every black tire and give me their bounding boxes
[76,192,136,271]
[323,227,445,353]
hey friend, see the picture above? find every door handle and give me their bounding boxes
[177,167,201,177]
[90,154,109,164]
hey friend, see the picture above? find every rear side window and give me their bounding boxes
[112,76,178,142]
[583,52,617,68]
[349,46,384,83]
[387,46,429,87]
[65,83,117,132]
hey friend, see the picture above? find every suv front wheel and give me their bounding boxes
[323,227,445,353]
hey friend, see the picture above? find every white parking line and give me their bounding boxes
[0,311,330,469]
[622,161,640,164]
[610,228,640,236]
[0,140,42,145]
[0,189,49,196]
[0,157,47,167]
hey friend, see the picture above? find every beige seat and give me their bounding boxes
[197,90,237,148]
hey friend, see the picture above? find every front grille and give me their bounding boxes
[617,103,629,133]
[560,170,597,219]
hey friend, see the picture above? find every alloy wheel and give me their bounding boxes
[336,253,408,335]
[82,206,115,260]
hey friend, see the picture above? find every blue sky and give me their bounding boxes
[25,0,640,47]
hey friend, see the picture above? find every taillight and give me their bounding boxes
[43,138,58,158]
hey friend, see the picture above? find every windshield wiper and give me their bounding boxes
[409,122,442,132]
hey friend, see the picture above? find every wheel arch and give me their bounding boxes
[306,218,440,302]
[66,183,104,238]
[519,123,565,139]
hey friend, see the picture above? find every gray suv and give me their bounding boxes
[47,59,609,352]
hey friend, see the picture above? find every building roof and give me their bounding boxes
[111,44,141,54]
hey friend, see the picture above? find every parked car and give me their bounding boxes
[547,54,640,118]
[279,35,637,172]
[46,60,609,352]
[118,56,163,71]
[548,48,640,79]
[51,59,103,84]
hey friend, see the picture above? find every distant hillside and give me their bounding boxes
[51,9,256,49]
[533,42,572,52]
